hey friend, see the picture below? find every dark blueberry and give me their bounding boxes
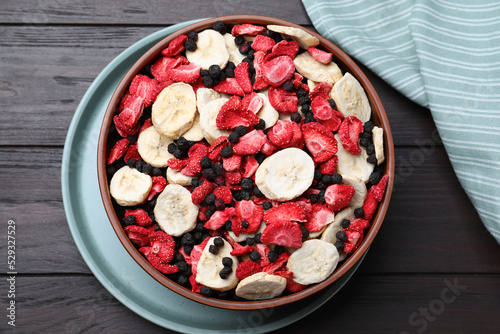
[249,250,261,262]
[168,142,177,153]
[222,256,233,267]
[268,251,278,263]
[219,71,227,82]
[291,112,302,123]
[142,164,152,175]
[184,245,193,255]
[209,204,217,213]
[209,244,219,255]
[135,160,145,172]
[106,164,118,175]
[314,169,323,180]
[177,275,189,286]
[367,155,378,165]
[195,222,205,232]
[175,252,185,262]
[209,64,221,79]
[200,286,213,297]
[304,113,316,123]
[366,144,376,155]
[247,48,255,59]
[187,31,198,41]
[124,215,136,226]
[228,131,240,144]
[194,231,204,242]
[213,163,223,175]
[240,190,251,200]
[241,220,250,229]
[200,69,209,77]
[253,186,263,197]
[246,237,255,246]
[332,173,343,184]
[328,98,337,109]
[360,130,372,140]
[126,158,136,168]
[318,190,326,203]
[154,224,162,232]
[341,219,351,229]
[254,119,266,130]
[214,237,224,248]
[316,181,327,190]
[224,221,233,231]
[224,62,236,78]
[255,152,266,164]
[241,178,253,190]
[219,266,233,279]
[152,167,162,176]
[354,208,365,218]
[175,261,189,273]
[238,42,251,55]
[203,168,217,181]
[234,35,245,46]
[177,137,189,151]
[334,240,344,252]
[204,208,214,219]
[322,174,334,185]
[359,137,371,148]
[127,135,137,144]
[301,104,311,113]
[300,226,310,238]
[242,57,254,66]
[298,95,311,106]
[202,75,215,88]
[206,193,216,205]
[310,193,318,204]
[296,87,308,98]
[262,201,272,210]
[235,125,248,136]
[282,80,294,92]
[181,233,194,246]
[214,198,226,211]
[212,21,227,34]
[364,121,374,133]
[173,149,185,159]
[184,39,197,51]
[201,156,213,169]
[220,146,233,158]
[254,233,262,243]
[233,190,243,201]
[336,230,348,242]
[274,245,285,255]
[191,178,201,188]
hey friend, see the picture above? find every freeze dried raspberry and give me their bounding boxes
[167,158,188,172]
[301,122,338,163]
[123,143,141,162]
[191,180,213,205]
[204,207,236,230]
[304,203,335,232]
[318,155,338,175]
[125,208,153,227]
[191,237,211,276]
[234,61,253,94]
[208,135,229,161]
[268,86,298,115]
[230,245,255,257]
[216,96,260,130]
[147,176,167,201]
[186,143,209,174]
[309,81,333,101]
[371,174,388,202]
[251,34,276,52]
[263,202,307,225]
[167,63,201,84]
[150,55,189,82]
[140,118,153,133]
[270,40,300,59]
[161,34,188,57]
[213,77,245,96]
[339,116,364,155]
[362,189,378,220]
[222,154,242,172]
[235,200,264,234]
[274,270,306,293]
[149,230,176,263]
[262,56,295,87]
[108,138,130,165]
[240,155,259,178]
[129,74,160,107]
[261,221,302,248]
[236,260,262,280]
[124,225,151,247]
[242,92,264,114]
[262,252,290,274]
[267,120,295,147]
[213,185,233,204]
[307,47,333,64]
[231,24,266,36]
[232,130,267,155]
[324,184,355,211]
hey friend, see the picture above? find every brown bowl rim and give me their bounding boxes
[97,15,395,310]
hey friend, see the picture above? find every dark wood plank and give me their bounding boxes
[0,0,311,25]
[0,25,434,146]
[4,274,499,333]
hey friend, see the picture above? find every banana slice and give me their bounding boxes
[321,207,355,244]
[372,126,385,165]
[199,97,231,144]
[235,272,287,300]
[109,166,152,206]
[228,221,265,242]
[181,111,204,142]
[152,82,197,139]
[335,134,374,183]
[166,167,193,186]
[307,79,319,91]
[137,126,174,167]
[256,92,279,129]
[330,72,371,123]
[286,239,339,285]
[196,88,222,110]
[294,52,343,85]
[255,147,315,201]
[223,33,245,66]
[195,237,239,291]
[186,29,229,70]
[154,184,198,237]
[341,175,367,208]
[266,24,319,49]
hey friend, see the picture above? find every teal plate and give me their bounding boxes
[61,20,365,334]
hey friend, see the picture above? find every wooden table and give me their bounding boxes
[1,1,499,333]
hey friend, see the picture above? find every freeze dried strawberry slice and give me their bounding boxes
[108,138,130,164]
[304,203,335,232]
[311,97,334,121]
[231,23,266,36]
[150,55,189,82]
[167,158,188,171]
[347,218,370,232]
[208,135,229,161]
[242,92,264,114]
[362,189,378,220]
[307,47,333,64]
[129,74,159,107]
[222,154,242,172]
[125,208,152,227]
[240,155,259,178]
[261,221,303,248]
[339,116,364,155]
[262,252,290,274]
[343,230,364,254]
[186,143,209,174]
[235,200,264,234]
[149,230,176,263]
[262,55,295,87]
[139,246,151,257]
[204,207,235,230]
[231,215,243,237]
[115,118,141,138]
[191,180,213,205]
[256,243,271,267]
[230,245,255,257]
[232,130,267,155]
[284,121,305,149]
[234,61,253,94]
[191,236,211,276]
[115,95,144,129]
[309,81,333,101]
[124,225,151,247]
[320,109,344,132]
[147,176,167,201]
[268,120,295,147]
[274,270,306,293]
[119,92,138,112]
[301,122,338,163]
[161,34,188,57]
[371,174,388,202]
[252,51,269,91]
[268,86,298,115]
[216,96,259,130]
[213,77,245,96]
[264,202,307,225]
[292,73,304,89]
[123,143,141,162]
[324,184,355,211]
[148,253,179,274]
[225,170,242,186]
[167,63,201,84]
[251,34,276,52]
[271,40,300,59]
[236,260,262,280]
[140,118,152,133]
[260,139,276,156]
[318,155,338,175]
[213,185,233,204]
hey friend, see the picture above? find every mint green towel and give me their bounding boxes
[303,0,500,243]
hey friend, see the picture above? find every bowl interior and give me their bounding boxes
[97,15,394,310]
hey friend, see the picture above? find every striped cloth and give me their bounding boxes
[303,0,500,243]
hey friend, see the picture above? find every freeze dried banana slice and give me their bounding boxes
[294,52,343,85]
[286,239,339,285]
[199,97,231,144]
[223,33,245,66]
[137,126,174,167]
[321,207,355,244]
[372,126,385,165]
[330,72,371,123]
[235,272,287,300]
[181,111,204,142]
[267,24,319,49]
[186,29,229,70]
[342,175,367,209]
[256,92,279,129]
[166,167,193,186]
[109,166,152,207]
[335,134,374,183]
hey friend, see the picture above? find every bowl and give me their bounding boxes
[97,15,394,310]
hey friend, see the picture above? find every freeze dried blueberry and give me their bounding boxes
[173,149,185,159]
[254,233,262,243]
[212,21,227,34]
[235,125,248,136]
[310,193,318,204]
[364,121,374,133]
[316,181,327,190]
[254,119,266,130]
[301,104,311,113]
[220,146,233,158]
[228,131,240,144]
[184,245,193,255]
[126,158,136,168]
[334,241,344,252]
[360,137,371,147]
[181,233,194,246]
[154,224,162,232]
[215,198,226,211]
[304,113,316,123]
[194,231,204,242]
[366,144,375,155]
[253,186,263,197]
[209,64,221,79]
[187,31,198,41]
[239,42,252,55]
[135,160,145,172]
[274,245,285,255]
[152,167,162,176]
[367,155,378,165]
[322,174,334,185]
[225,62,236,78]
[200,156,213,169]
[177,137,189,151]
[209,245,219,255]
[203,168,216,181]
[249,250,261,262]
[341,219,351,229]
[234,35,245,46]
[296,87,308,98]
[126,135,137,144]
[219,266,233,279]
[241,220,249,229]
[328,98,336,109]
[246,237,255,246]
[314,170,323,180]
[241,178,253,190]
[360,130,372,140]
[214,237,224,248]
[318,190,326,203]
[174,252,185,262]
[291,112,302,123]
[268,251,278,263]
[177,275,189,286]
[200,69,209,77]
[200,286,213,297]
[240,190,251,200]
[300,226,310,238]
[167,143,177,153]
[175,261,189,273]
[205,208,214,219]
[354,208,365,218]
[222,257,233,267]
[336,230,348,242]
[184,39,197,51]
[298,95,311,106]
[202,75,215,88]
[205,193,216,205]
[124,215,136,226]
[213,163,223,175]
[282,80,294,92]
[142,164,152,175]
[262,201,272,210]
[332,173,343,184]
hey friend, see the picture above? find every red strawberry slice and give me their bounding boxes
[307,47,333,64]
[292,73,304,89]
[125,208,153,227]
[149,231,176,263]
[294,198,312,215]
[304,203,335,232]
[262,252,290,274]
[260,139,276,156]
[140,118,152,133]
[232,130,267,155]
[318,155,338,175]
[225,170,242,186]
[268,120,295,147]
[189,275,202,293]
[263,202,307,225]
[123,143,141,162]
[371,174,388,202]
[235,200,264,234]
[216,96,260,130]
[274,270,306,293]
[129,74,159,107]
[150,55,189,82]
[261,55,295,87]
[339,116,364,155]
[231,24,266,36]
[191,180,213,205]
[191,236,211,276]
[208,135,229,161]
[230,245,255,256]
[186,143,209,174]
[213,185,233,204]
[231,215,243,237]
[347,218,370,232]
[271,40,300,59]
[252,51,269,91]
[119,92,136,112]
[251,34,276,52]
[261,221,303,248]
[115,95,144,130]
[324,184,355,211]
[147,176,167,201]
[311,97,334,121]
[309,81,333,101]
[139,246,152,257]
[268,86,298,115]
[284,121,305,149]
[256,243,271,267]
[124,225,151,247]
[148,253,179,274]
[222,154,242,172]
[236,260,262,280]
[204,207,236,230]
[234,61,253,94]
[343,230,364,254]
[161,34,188,57]
[240,155,259,178]
[320,109,344,132]
[167,158,188,171]
[362,189,378,220]
[242,92,264,114]
[114,116,140,138]
[198,207,209,222]
[166,63,201,84]
[301,122,338,163]
[108,138,130,164]
[213,77,245,96]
